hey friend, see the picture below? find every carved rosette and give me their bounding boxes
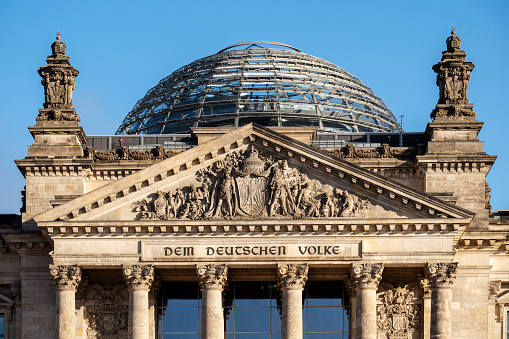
[425,263,457,288]
[196,264,228,290]
[488,280,501,302]
[350,263,384,289]
[277,264,309,290]
[49,264,82,291]
[123,265,154,291]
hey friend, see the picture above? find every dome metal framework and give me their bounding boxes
[116,42,402,135]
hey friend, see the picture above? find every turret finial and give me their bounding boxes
[446,26,461,51]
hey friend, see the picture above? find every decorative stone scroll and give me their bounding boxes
[277,264,309,290]
[84,146,181,161]
[49,264,82,291]
[325,144,425,159]
[131,146,371,220]
[123,265,154,291]
[425,263,458,288]
[196,264,228,289]
[350,263,384,289]
[85,283,129,338]
[377,282,421,339]
[488,280,501,302]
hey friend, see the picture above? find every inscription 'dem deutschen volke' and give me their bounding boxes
[163,245,342,257]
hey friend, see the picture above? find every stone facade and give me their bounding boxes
[0,30,508,339]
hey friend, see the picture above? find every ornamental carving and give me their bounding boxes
[488,280,501,302]
[131,147,371,220]
[425,263,457,288]
[377,282,420,339]
[431,28,476,120]
[417,274,431,298]
[350,263,384,289]
[196,264,228,289]
[85,283,128,339]
[38,33,79,110]
[326,144,425,159]
[277,264,309,290]
[49,264,82,291]
[36,109,81,122]
[123,265,154,290]
[84,146,181,161]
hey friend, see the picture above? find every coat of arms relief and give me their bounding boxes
[377,282,421,339]
[131,146,372,220]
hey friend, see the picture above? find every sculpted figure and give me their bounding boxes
[181,184,204,219]
[295,183,319,217]
[153,191,168,219]
[320,191,336,217]
[212,167,236,218]
[269,164,293,216]
[340,190,355,217]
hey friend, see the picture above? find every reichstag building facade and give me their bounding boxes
[0,30,508,339]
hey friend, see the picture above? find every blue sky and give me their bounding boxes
[0,0,508,213]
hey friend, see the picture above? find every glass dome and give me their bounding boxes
[116,42,402,135]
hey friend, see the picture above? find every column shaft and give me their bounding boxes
[49,265,82,339]
[129,288,150,338]
[197,264,228,339]
[350,263,384,339]
[430,287,452,339]
[201,288,224,339]
[282,288,303,339]
[123,265,155,339]
[349,294,357,339]
[426,263,457,339]
[55,289,76,339]
[356,287,377,339]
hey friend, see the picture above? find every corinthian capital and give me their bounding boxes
[49,264,82,291]
[277,264,309,290]
[425,263,457,288]
[196,264,228,290]
[123,265,154,291]
[350,263,384,289]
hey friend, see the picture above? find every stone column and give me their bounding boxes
[49,265,82,339]
[123,265,155,339]
[345,277,357,339]
[426,263,457,339]
[277,264,309,339]
[196,264,228,339]
[350,263,384,339]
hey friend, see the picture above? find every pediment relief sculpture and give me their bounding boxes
[131,146,372,220]
[377,282,421,339]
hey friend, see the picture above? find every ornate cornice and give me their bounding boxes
[350,263,384,289]
[277,264,309,290]
[196,264,228,290]
[425,263,457,288]
[123,265,154,291]
[49,264,82,291]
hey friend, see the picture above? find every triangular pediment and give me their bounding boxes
[34,124,473,237]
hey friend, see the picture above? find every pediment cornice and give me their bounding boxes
[33,124,474,227]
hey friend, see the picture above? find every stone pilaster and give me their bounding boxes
[426,263,457,339]
[350,263,384,339]
[49,265,82,339]
[277,264,308,339]
[123,265,154,339]
[488,280,501,339]
[419,274,432,339]
[197,264,228,339]
[345,277,357,339]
